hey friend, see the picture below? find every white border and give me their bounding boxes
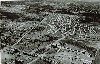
[0,0,24,1]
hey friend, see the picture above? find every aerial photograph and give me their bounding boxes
[0,0,100,64]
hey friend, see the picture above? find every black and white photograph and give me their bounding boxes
[0,0,100,64]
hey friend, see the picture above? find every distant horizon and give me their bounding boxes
[0,0,100,2]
